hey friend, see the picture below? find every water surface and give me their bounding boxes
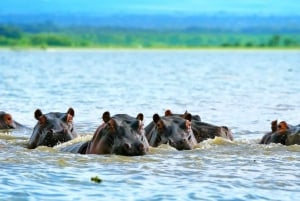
[1,49,300,200]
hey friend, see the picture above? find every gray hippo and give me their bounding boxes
[61,112,149,156]
[260,120,300,145]
[145,113,198,150]
[28,108,78,149]
[164,110,233,143]
[0,111,24,129]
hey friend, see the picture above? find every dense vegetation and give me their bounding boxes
[0,24,300,49]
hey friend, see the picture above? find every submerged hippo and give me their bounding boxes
[190,120,233,143]
[164,110,233,143]
[260,120,300,145]
[61,112,149,156]
[28,108,78,149]
[0,111,24,129]
[145,113,198,150]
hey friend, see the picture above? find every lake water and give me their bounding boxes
[1,49,300,200]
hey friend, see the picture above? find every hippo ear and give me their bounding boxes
[153,114,161,123]
[180,120,191,130]
[136,113,144,121]
[3,113,13,124]
[102,111,111,123]
[107,119,117,134]
[34,109,43,120]
[184,113,192,122]
[67,107,75,117]
[271,120,278,132]
[165,109,172,116]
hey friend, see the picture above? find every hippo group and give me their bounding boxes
[1,108,299,156]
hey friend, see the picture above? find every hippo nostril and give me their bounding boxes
[124,143,131,150]
[182,138,188,144]
[139,143,144,151]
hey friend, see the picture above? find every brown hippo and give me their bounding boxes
[260,120,300,145]
[28,108,78,149]
[61,112,149,156]
[145,113,198,150]
[0,111,24,129]
[164,110,233,143]
[190,120,233,143]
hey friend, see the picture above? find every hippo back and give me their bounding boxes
[61,141,89,154]
[28,108,78,149]
[191,120,233,143]
[285,126,300,145]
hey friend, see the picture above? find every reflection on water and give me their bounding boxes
[1,50,300,200]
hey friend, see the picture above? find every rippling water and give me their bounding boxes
[1,49,300,200]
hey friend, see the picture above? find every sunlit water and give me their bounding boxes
[1,49,300,200]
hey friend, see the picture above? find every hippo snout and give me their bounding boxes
[115,142,147,156]
[137,142,147,153]
[169,138,194,150]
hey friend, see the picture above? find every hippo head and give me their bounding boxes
[28,108,78,149]
[272,121,300,145]
[86,112,149,156]
[147,113,197,150]
[0,112,17,129]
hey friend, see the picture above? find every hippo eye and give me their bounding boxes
[278,125,282,129]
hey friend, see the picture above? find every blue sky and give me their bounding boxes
[1,0,299,15]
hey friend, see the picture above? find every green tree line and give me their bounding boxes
[0,24,300,48]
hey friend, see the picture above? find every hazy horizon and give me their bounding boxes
[1,0,299,16]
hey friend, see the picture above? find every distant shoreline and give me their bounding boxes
[1,46,300,52]
[1,24,300,50]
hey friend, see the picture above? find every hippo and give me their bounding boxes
[190,120,233,143]
[28,108,78,149]
[61,112,149,156]
[163,109,233,143]
[260,120,300,145]
[145,113,198,150]
[0,111,24,129]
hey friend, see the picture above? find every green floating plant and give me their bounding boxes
[91,176,102,183]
